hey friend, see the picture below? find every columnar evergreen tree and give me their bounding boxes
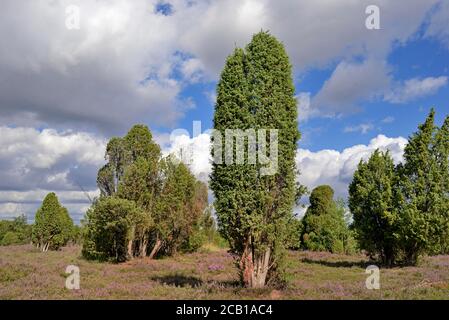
[349,150,398,265]
[397,109,448,263]
[432,115,449,253]
[301,185,354,254]
[211,31,300,288]
[32,193,74,252]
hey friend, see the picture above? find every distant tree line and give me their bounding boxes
[0,215,31,246]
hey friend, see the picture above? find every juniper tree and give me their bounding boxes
[349,150,399,265]
[97,125,161,197]
[301,185,354,254]
[210,32,300,288]
[395,109,449,262]
[32,193,74,251]
[395,109,444,264]
[150,157,206,258]
[82,196,146,262]
[92,125,161,258]
[432,115,449,253]
[85,124,206,261]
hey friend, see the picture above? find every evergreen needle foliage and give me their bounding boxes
[211,31,301,288]
[32,192,74,251]
[302,185,356,255]
[349,109,449,265]
[82,125,209,262]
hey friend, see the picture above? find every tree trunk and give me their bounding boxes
[127,239,134,260]
[149,236,162,259]
[139,235,148,258]
[383,246,394,267]
[240,242,254,287]
[239,240,271,288]
[251,248,271,288]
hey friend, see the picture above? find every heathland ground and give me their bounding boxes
[1,244,449,299]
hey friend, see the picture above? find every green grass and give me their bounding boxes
[1,244,448,299]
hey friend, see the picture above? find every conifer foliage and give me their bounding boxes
[211,31,301,288]
[302,185,355,254]
[82,125,208,262]
[32,192,74,252]
[349,109,449,265]
[349,150,398,265]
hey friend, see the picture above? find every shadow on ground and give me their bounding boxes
[300,257,369,268]
[151,274,240,288]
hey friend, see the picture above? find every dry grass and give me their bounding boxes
[1,245,448,299]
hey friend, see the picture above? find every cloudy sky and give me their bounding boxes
[1,0,448,223]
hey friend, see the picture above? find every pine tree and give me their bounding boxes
[210,31,300,288]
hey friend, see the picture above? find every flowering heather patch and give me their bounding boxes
[208,264,224,271]
[1,245,449,299]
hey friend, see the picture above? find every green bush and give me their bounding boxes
[32,193,74,251]
[1,232,20,246]
[331,239,345,255]
[82,196,145,262]
[301,186,355,254]
[0,215,31,246]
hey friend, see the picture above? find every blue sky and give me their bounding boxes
[173,35,449,152]
[0,0,448,223]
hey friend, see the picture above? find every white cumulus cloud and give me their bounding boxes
[297,134,407,199]
[384,76,448,104]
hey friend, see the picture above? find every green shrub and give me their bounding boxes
[1,231,20,246]
[32,193,74,251]
[301,186,354,254]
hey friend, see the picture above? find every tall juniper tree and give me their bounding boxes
[396,109,441,264]
[432,115,449,253]
[211,32,300,288]
[349,150,399,265]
